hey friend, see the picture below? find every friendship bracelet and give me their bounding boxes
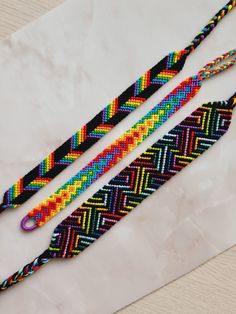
[21,49,236,230]
[1,91,235,291]
[0,0,235,213]
[0,0,235,293]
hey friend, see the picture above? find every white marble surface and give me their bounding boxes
[0,0,235,313]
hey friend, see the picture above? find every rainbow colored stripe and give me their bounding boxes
[27,48,236,227]
[2,50,188,210]
[48,98,235,258]
[28,76,201,226]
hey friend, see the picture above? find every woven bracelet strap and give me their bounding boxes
[21,49,236,230]
[1,92,235,291]
[0,0,235,212]
[49,94,236,259]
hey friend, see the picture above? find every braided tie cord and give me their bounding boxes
[199,49,236,80]
[0,250,51,292]
[185,0,236,54]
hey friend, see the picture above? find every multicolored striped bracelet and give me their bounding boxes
[21,49,236,230]
[1,90,235,291]
[1,0,235,216]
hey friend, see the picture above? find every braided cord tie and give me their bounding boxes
[199,49,236,80]
[185,0,236,54]
[0,250,51,292]
[23,49,236,229]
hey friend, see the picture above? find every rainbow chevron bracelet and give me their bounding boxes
[21,50,236,229]
[1,0,235,213]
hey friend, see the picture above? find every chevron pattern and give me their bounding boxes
[26,48,236,227]
[48,99,234,258]
[28,76,201,226]
[2,0,236,212]
[1,1,236,293]
[1,50,187,210]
